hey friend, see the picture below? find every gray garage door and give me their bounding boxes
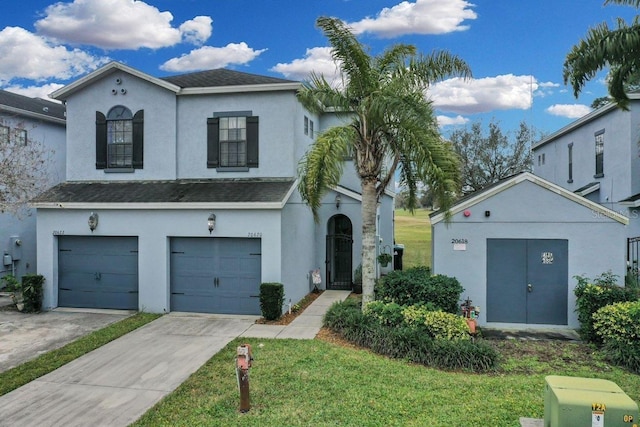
[487,239,568,325]
[170,237,261,314]
[58,236,139,310]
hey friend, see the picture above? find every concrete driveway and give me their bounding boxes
[0,299,131,373]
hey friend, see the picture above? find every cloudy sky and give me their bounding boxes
[1,0,636,136]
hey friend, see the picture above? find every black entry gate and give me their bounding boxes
[326,234,353,290]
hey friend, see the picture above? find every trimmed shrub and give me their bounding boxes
[574,273,636,343]
[402,305,470,341]
[324,300,498,372]
[593,301,640,347]
[375,267,463,313]
[259,282,285,320]
[363,300,404,327]
[20,274,44,312]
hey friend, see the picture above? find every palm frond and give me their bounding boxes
[297,126,355,221]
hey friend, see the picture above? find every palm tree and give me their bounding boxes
[297,16,471,307]
[563,0,640,109]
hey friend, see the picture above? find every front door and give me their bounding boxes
[326,214,353,290]
[487,239,568,324]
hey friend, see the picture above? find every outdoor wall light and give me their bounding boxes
[88,212,99,232]
[208,212,216,234]
[335,194,342,209]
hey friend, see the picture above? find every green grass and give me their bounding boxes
[394,208,431,268]
[0,312,160,396]
[133,337,640,427]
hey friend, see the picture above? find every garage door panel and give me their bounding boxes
[170,237,261,314]
[58,236,138,310]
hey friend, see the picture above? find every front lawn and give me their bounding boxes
[133,335,640,427]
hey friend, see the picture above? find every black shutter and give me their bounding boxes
[207,117,220,168]
[95,111,107,169]
[247,116,259,168]
[132,110,144,169]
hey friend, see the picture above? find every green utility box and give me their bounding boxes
[544,375,639,427]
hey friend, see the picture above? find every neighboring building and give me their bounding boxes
[532,95,640,279]
[0,90,66,282]
[33,61,394,314]
[431,172,627,329]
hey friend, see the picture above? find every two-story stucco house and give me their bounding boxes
[0,90,66,282]
[532,95,640,276]
[32,61,394,315]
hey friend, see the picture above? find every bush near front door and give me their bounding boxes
[260,283,285,320]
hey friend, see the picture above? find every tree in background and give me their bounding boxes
[0,119,53,215]
[563,0,640,110]
[297,16,470,307]
[448,120,535,195]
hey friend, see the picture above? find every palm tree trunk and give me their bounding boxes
[361,177,378,308]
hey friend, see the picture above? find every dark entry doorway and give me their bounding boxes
[326,214,353,290]
[487,239,568,325]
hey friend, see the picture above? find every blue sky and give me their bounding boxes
[1,0,637,136]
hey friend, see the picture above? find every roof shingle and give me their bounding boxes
[161,69,297,88]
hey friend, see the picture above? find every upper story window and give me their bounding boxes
[1,126,27,145]
[207,112,258,170]
[107,106,133,168]
[95,107,144,171]
[304,115,314,138]
[595,129,604,177]
[220,116,247,167]
[568,143,573,183]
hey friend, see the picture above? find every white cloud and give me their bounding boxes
[179,16,213,45]
[160,43,266,72]
[347,0,477,38]
[437,115,469,127]
[4,83,65,102]
[428,74,538,114]
[35,0,205,50]
[0,26,108,83]
[270,47,343,85]
[546,104,592,119]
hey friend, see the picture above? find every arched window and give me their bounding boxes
[106,105,133,168]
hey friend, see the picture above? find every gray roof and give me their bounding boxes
[33,178,296,205]
[0,89,66,121]
[161,69,297,88]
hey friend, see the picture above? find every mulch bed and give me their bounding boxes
[254,290,324,325]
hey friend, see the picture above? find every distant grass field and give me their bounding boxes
[394,208,431,268]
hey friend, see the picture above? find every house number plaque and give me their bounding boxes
[542,252,554,264]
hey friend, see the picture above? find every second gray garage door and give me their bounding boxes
[170,237,261,314]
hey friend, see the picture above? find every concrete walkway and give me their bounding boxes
[0,290,350,427]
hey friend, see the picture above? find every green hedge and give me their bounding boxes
[259,282,284,320]
[593,301,640,373]
[324,300,498,372]
[365,301,469,341]
[374,267,464,313]
[574,273,637,343]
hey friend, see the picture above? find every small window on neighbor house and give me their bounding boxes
[0,125,9,144]
[304,116,309,135]
[310,120,314,138]
[14,129,27,145]
[568,143,573,182]
[537,155,541,166]
[595,130,604,177]
[542,153,545,165]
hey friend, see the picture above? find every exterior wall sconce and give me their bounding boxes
[208,212,216,234]
[88,212,99,232]
[335,194,342,209]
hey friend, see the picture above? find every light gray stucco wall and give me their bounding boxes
[37,208,292,313]
[176,90,302,179]
[432,180,627,328]
[64,70,178,181]
[0,115,65,280]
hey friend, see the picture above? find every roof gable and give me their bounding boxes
[430,172,628,225]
